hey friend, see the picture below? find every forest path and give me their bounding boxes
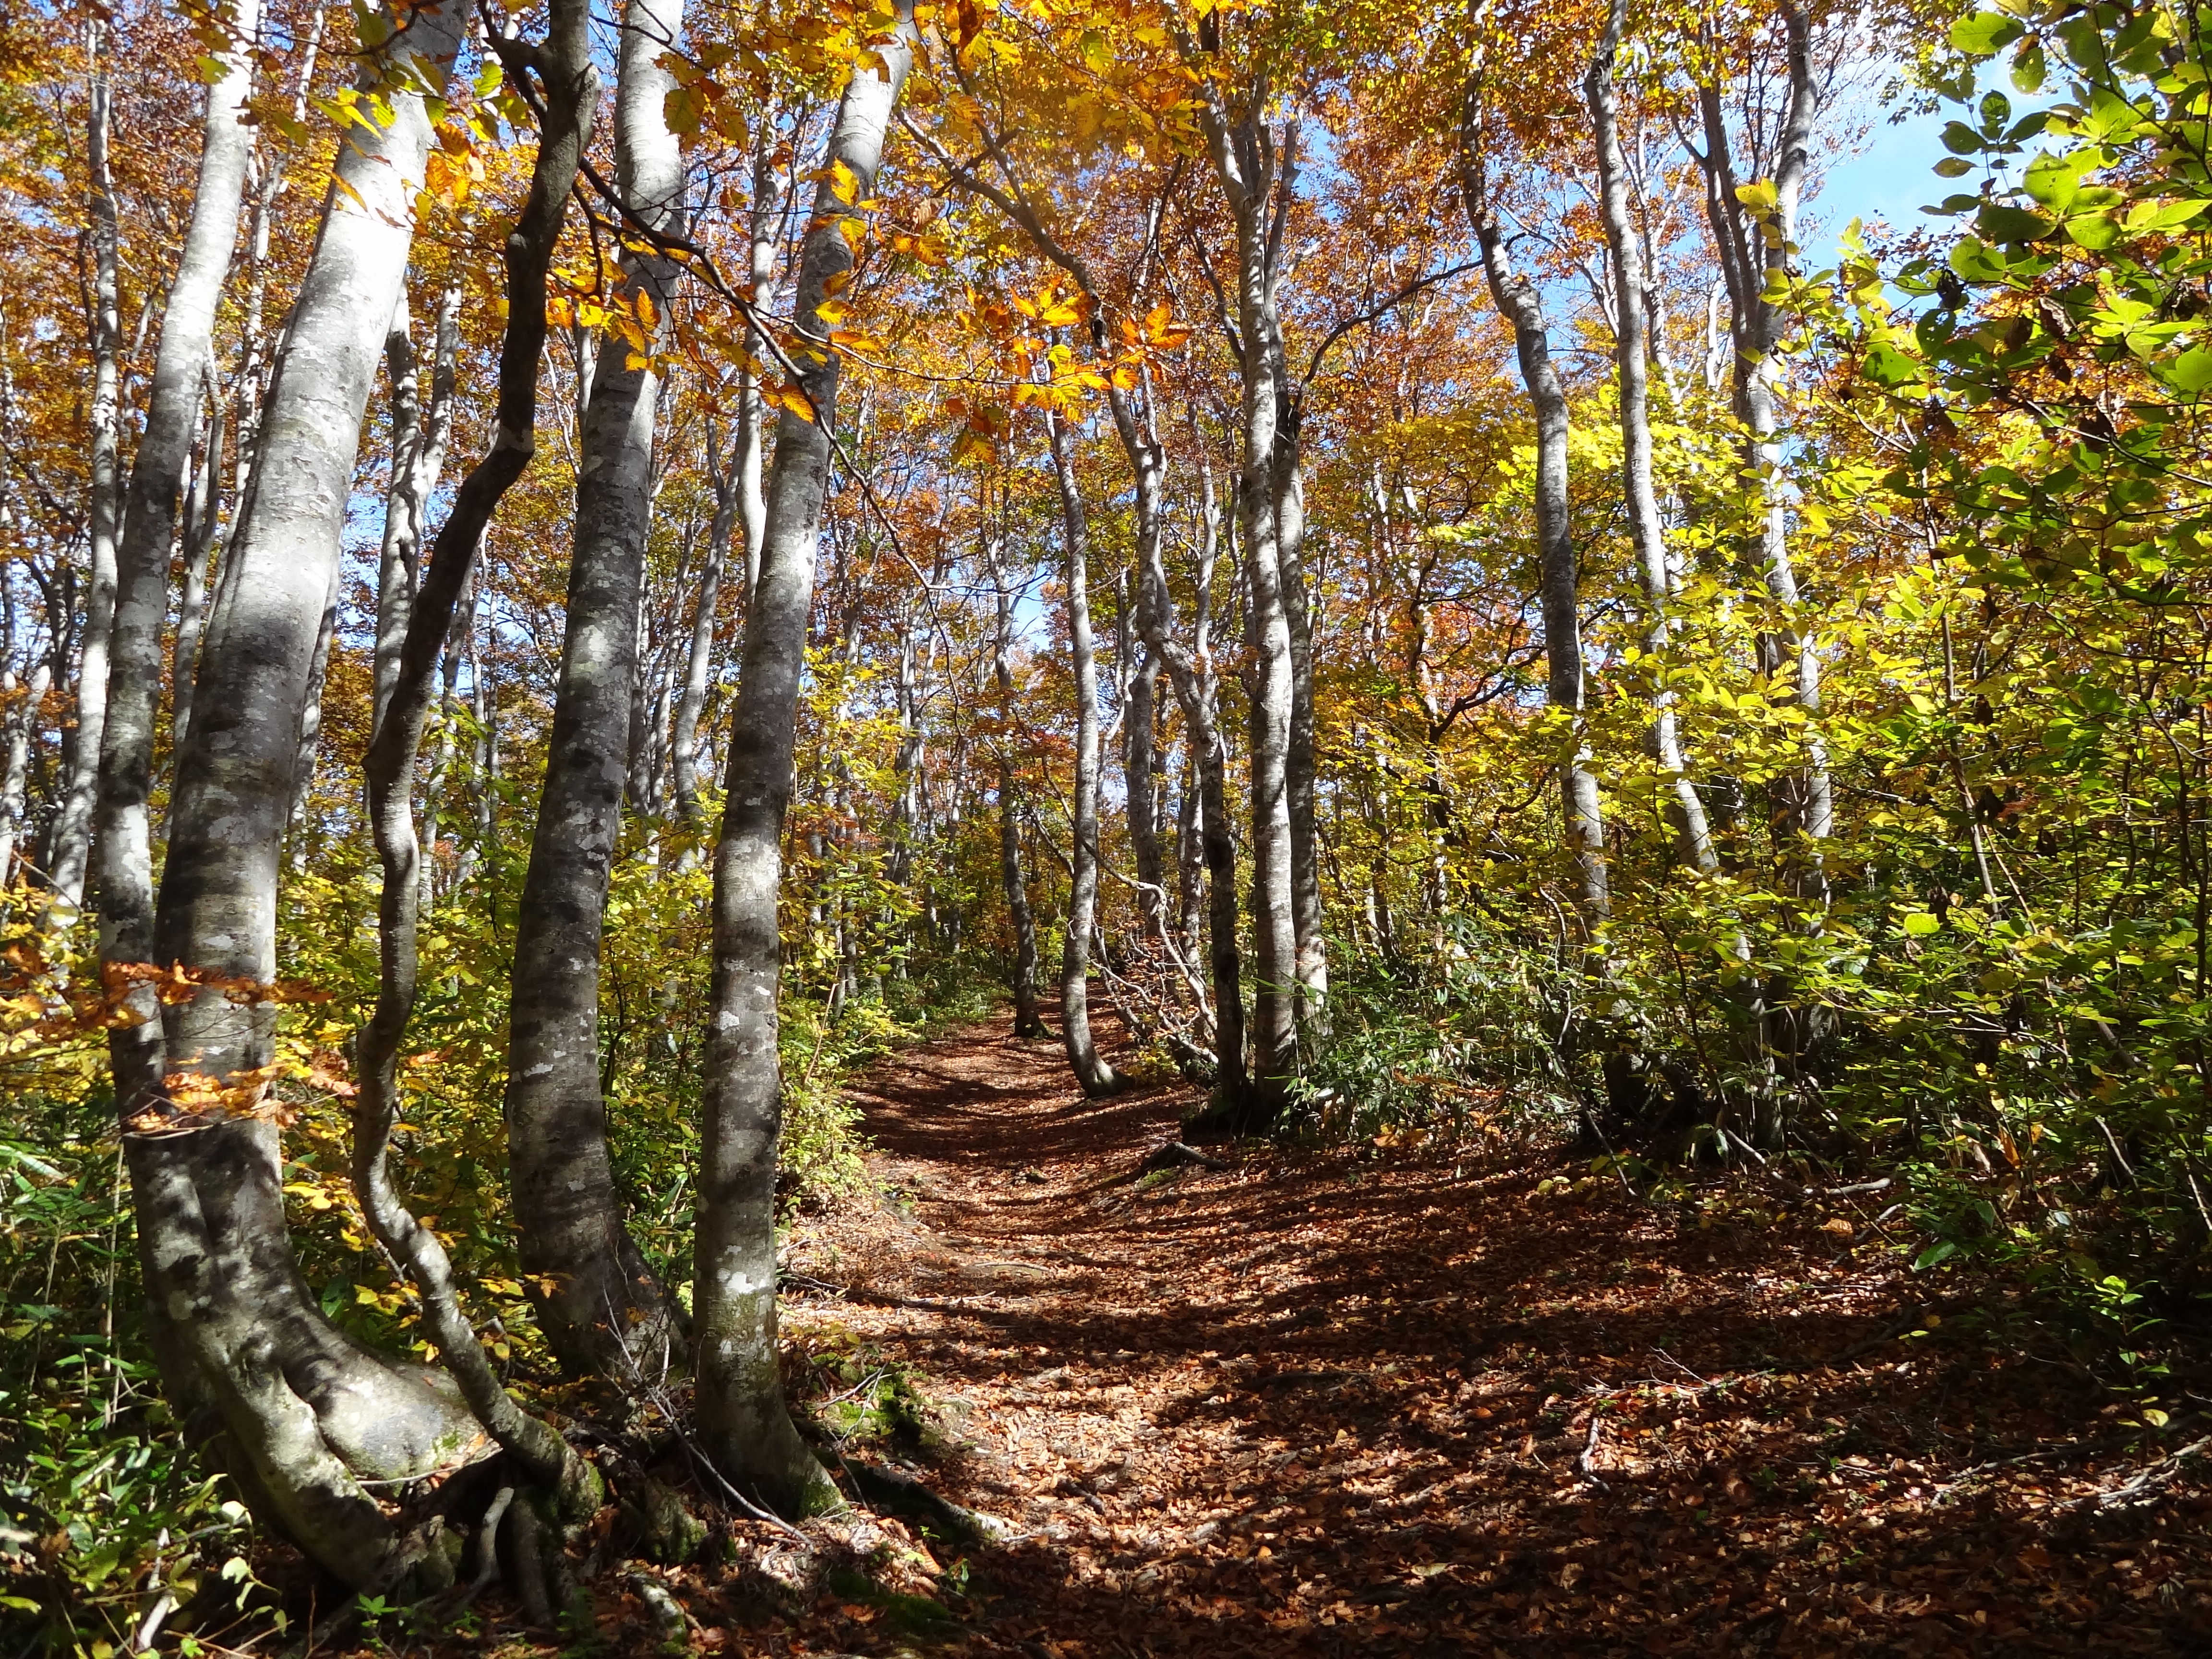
[760,1018,2209,1657]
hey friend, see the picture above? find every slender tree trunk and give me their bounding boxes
[1695,3,1831,886]
[990,535,1048,1037]
[1141,464,1249,1105]
[354,0,601,1523]
[694,0,916,1516]
[1465,164,1608,929]
[49,17,124,921]
[1174,743,1203,961]
[170,374,224,754]
[0,665,49,888]
[1046,409,1120,1096]
[1271,372,1326,1032]
[733,127,782,607]
[672,429,729,822]
[96,0,259,1119]
[1183,81,1299,1099]
[372,283,461,730]
[504,0,689,1385]
[1691,0,1832,1131]
[1587,2,1719,876]
[1119,584,1166,952]
[133,0,481,1590]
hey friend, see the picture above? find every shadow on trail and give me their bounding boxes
[775,1016,2212,1657]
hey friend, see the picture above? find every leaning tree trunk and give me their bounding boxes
[133,0,482,1591]
[504,0,688,1386]
[1046,408,1120,1097]
[1587,7,1719,878]
[695,0,916,1517]
[48,16,124,922]
[1464,158,1608,931]
[96,0,260,1120]
[354,0,602,1527]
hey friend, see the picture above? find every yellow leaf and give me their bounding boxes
[830,157,860,205]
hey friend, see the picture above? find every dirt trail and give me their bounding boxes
[768,1019,2211,1656]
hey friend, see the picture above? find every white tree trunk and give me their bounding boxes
[1587,2,1719,876]
[505,0,689,1385]
[96,0,260,1116]
[696,0,916,1515]
[48,17,125,921]
[137,0,481,1589]
[1046,408,1119,1097]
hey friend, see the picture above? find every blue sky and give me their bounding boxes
[1804,101,1954,263]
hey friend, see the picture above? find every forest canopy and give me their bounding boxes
[4,0,2212,1647]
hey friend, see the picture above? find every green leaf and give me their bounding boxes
[2022,152,2082,211]
[1863,343,1921,386]
[2012,39,2047,92]
[1914,1240,1961,1269]
[1978,203,2056,242]
[1933,156,1974,179]
[1941,120,1986,155]
[2162,347,2212,392]
[2065,211,2123,250]
[1902,913,1942,935]
[1950,11,2025,54]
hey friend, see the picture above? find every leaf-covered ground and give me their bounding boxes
[435,1022,2212,1655]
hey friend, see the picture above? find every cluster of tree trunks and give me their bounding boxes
[67,0,919,1597]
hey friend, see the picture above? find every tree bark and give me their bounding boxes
[1693,1,1832,886]
[1463,137,1608,930]
[1181,72,1300,1098]
[672,430,729,822]
[733,127,783,606]
[170,373,224,755]
[1586,1,1719,876]
[96,0,259,1120]
[1144,464,1249,1105]
[1046,408,1120,1097]
[504,0,689,1385]
[372,283,461,731]
[694,1,916,1517]
[354,0,602,1519]
[1119,582,1167,951]
[1272,368,1326,1033]
[49,15,125,922]
[990,532,1048,1037]
[132,0,482,1590]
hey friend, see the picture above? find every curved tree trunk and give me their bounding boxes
[97,0,260,1120]
[354,0,602,1523]
[694,0,917,1517]
[1587,9,1719,878]
[1046,409,1121,1097]
[1465,163,1608,931]
[133,0,483,1589]
[504,0,688,1386]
